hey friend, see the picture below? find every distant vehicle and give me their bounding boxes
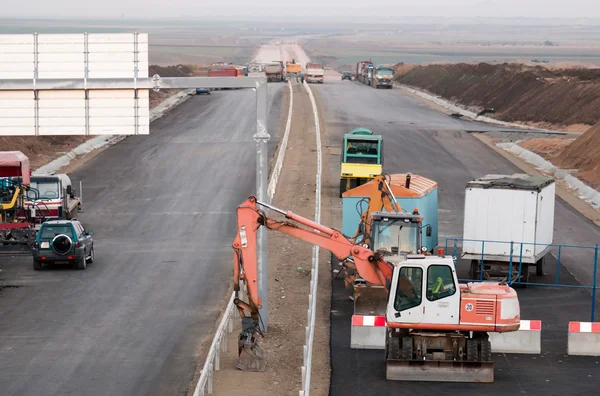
[196,88,211,95]
[32,219,95,270]
[342,72,352,81]
[305,63,324,84]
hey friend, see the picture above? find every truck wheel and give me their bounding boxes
[469,260,479,280]
[76,257,87,270]
[86,247,94,264]
[481,339,492,362]
[33,260,42,271]
[536,256,545,276]
[466,339,478,362]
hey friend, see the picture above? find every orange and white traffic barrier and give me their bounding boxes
[351,315,386,349]
[488,320,541,354]
[568,322,600,356]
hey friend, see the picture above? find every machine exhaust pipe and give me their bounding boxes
[405,173,412,189]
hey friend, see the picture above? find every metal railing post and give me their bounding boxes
[508,241,514,285]
[480,240,485,281]
[592,244,599,322]
[254,78,270,332]
[556,245,562,285]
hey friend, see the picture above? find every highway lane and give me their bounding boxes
[0,85,286,396]
[312,74,600,395]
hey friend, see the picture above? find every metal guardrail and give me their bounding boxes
[445,237,600,321]
[192,292,237,396]
[192,80,294,395]
[299,79,322,396]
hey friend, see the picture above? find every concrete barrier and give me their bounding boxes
[568,321,600,356]
[351,315,386,349]
[488,320,541,354]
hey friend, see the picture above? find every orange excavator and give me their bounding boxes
[231,196,521,382]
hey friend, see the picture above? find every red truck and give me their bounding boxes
[208,67,238,77]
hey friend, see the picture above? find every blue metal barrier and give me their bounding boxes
[443,237,600,321]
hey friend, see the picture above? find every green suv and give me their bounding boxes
[32,220,95,270]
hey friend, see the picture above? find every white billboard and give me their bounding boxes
[0,33,149,136]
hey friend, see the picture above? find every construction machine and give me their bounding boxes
[1,152,38,255]
[231,196,521,382]
[339,128,383,197]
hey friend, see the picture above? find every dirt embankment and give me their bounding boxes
[394,62,600,129]
[1,64,206,170]
[520,122,600,189]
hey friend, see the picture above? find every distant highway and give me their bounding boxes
[0,85,286,395]
[312,69,600,395]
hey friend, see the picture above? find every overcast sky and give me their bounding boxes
[4,0,600,19]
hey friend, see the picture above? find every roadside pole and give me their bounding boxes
[254,80,270,332]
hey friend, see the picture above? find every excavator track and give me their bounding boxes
[385,333,494,383]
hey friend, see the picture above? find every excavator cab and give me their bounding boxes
[370,212,427,255]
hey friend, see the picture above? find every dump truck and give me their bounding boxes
[232,196,521,382]
[356,61,373,83]
[285,60,303,82]
[264,62,284,82]
[369,65,395,89]
[208,66,238,77]
[305,62,324,84]
[339,128,383,197]
[360,64,375,85]
[461,174,555,284]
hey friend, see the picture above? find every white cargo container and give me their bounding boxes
[461,174,555,283]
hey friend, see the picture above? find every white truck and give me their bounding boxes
[305,62,324,84]
[461,174,555,284]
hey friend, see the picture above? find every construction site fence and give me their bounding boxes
[444,237,600,321]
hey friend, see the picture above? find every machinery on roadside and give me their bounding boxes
[355,60,373,83]
[339,128,383,197]
[1,151,38,255]
[264,62,285,82]
[343,174,437,284]
[0,151,84,256]
[231,196,521,382]
[285,59,303,82]
[305,62,324,84]
[368,65,395,89]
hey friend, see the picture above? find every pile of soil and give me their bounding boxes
[518,122,600,189]
[556,122,600,187]
[394,62,600,127]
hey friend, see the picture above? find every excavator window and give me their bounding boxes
[345,140,379,164]
[426,265,456,301]
[393,267,423,312]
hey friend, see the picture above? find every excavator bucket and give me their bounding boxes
[386,359,494,383]
[236,334,266,372]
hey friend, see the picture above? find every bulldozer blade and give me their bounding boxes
[236,341,266,372]
[386,359,494,383]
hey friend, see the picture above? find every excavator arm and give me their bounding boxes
[231,195,394,371]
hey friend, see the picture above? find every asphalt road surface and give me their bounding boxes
[0,85,286,396]
[313,73,600,395]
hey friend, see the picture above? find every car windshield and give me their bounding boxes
[372,220,419,253]
[40,225,74,239]
[28,180,59,200]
